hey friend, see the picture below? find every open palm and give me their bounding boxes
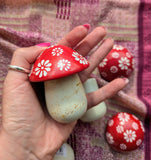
[1,26,126,160]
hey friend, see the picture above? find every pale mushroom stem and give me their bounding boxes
[44,73,87,123]
[80,78,107,122]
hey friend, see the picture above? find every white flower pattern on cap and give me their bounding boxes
[123,130,136,143]
[106,132,114,144]
[110,66,118,73]
[112,52,120,58]
[57,59,71,71]
[132,115,139,120]
[140,121,145,132]
[118,57,130,70]
[113,45,124,50]
[132,59,135,69]
[51,47,63,56]
[116,125,124,133]
[108,119,114,126]
[99,58,108,67]
[35,60,52,78]
[120,144,127,150]
[72,52,88,65]
[101,72,108,77]
[126,52,131,58]
[118,113,130,125]
[132,122,139,130]
[136,139,142,146]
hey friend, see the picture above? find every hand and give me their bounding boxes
[1,25,127,160]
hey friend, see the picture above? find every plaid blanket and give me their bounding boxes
[0,0,150,159]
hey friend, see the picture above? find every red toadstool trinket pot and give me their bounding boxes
[106,112,145,152]
[99,45,134,81]
[29,45,89,123]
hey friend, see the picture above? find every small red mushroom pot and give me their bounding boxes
[106,112,145,152]
[29,45,89,123]
[29,45,89,82]
[98,45,134,81]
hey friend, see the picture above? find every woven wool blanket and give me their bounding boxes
[0,0,151,159]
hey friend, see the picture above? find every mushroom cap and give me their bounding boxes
[29,45,89,82]
[106,112,145,152]
[98,45,134,81]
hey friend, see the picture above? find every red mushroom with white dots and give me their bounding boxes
[29,45,89,123]
[106,112,145,152]
[98,45,134,81]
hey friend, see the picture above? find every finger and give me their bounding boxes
[79,38,114,82]
[75,26,106,56]
[58,25,89,48]
[8,46,47,81]
[86,78,128,109]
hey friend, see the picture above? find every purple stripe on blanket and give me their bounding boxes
[54,0,71,19]
[138,0,151,159]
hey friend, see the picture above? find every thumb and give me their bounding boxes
[7,45,48,82]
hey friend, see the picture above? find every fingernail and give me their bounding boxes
[37,42,51,47]
[123,78,129,84]
[108,37,114,42]
[83,24,91,31]
[101,26,106,31]
[106,37,114,45]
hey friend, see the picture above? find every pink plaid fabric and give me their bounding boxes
[0,0,151,159]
